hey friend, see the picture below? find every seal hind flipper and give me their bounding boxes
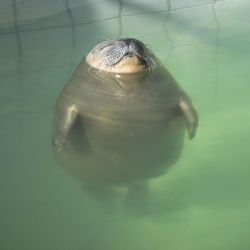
[179,97,198,139]
[53,104,78,151]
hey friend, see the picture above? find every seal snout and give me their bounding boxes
[128,44,134,57]
[123,38,136,55]
[120,38,143,57]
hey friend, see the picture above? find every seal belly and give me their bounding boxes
[57,68,186,183]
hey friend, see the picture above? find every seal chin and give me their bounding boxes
[85,38,156,73]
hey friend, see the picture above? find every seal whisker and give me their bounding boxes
[99,58,108,71]
[139,53,155,71]
[99,35,113,42]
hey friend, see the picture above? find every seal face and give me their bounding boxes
[53,38,198,186]
[86,38,156,73]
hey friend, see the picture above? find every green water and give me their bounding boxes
[0,0,250,249]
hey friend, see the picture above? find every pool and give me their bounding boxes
[0,0,249,249]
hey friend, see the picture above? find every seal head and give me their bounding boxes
[86,38,157,73]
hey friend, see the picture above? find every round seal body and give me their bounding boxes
[53,38,198,186]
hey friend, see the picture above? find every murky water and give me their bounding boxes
[0,0,250,249]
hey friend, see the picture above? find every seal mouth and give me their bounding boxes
[88,38,156,72]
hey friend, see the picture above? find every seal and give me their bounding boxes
[52,38,198,204]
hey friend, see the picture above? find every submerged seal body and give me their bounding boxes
[53,38,198,188]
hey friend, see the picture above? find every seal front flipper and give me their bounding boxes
[179,97,198,139]
[53,104,78,151]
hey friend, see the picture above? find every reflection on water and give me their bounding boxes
[0,0,250,250]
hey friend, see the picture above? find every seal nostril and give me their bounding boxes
[128,43,135,57]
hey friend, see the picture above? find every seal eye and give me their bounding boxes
[105,46,128,66]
